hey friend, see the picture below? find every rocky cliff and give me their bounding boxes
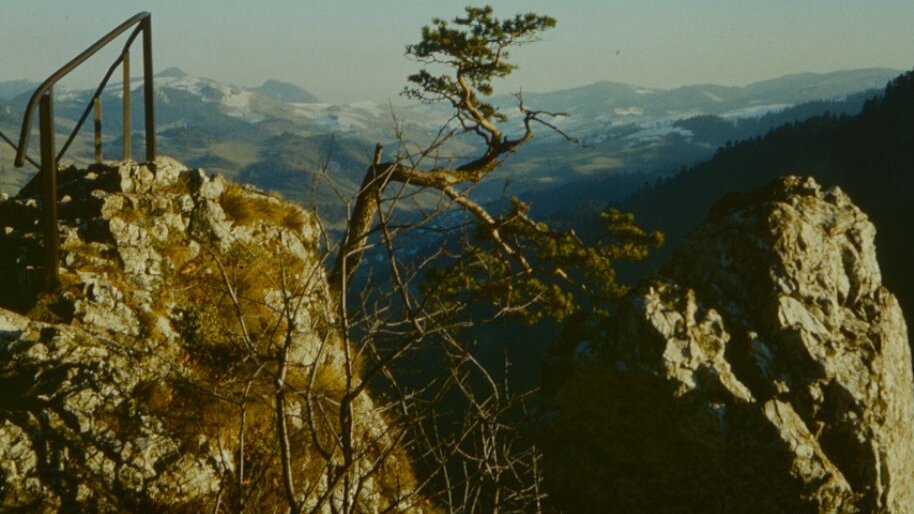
[0,159,420,512]
[540,176,914,513]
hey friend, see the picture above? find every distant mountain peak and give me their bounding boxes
[252,79,319,103]
[156,67,188,78]
[261,79,290,88]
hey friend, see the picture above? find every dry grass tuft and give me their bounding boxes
[219,183,306,232]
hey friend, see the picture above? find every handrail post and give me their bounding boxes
[122,50,131,161]
[39,91,60,290]
[8,12,155,294]
[14,12,153,168]
[142,15,156,163]
[94,97,102,163]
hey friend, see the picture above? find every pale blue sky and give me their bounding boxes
[2,1,913,103]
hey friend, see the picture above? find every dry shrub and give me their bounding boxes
[219,182,306,233]
[141,236,420,512]
[21,170,420,511]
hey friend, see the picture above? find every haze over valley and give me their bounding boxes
[0,66,898,229]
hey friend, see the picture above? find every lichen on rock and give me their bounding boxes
[540,176,914,513]
[0,158,422,512]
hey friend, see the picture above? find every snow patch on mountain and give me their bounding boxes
[627,122,693,142]
[347,100,386,116]
[613,107,644,116]
[220,89,260,121]
[721,103,791,119]
[703,91,725,102]
[290,102,377,132]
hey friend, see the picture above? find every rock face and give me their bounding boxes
[540,176,914,513]
[0,159,418,512]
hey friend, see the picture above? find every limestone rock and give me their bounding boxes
[0,159,420,512]
[540,176,914,513]
[0,309,219,511]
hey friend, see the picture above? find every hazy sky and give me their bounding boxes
[2,1,913,103]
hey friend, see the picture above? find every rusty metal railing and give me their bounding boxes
[12,12,156,289]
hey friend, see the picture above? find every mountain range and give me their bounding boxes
[0,67,900,227]
[571,67,914,331]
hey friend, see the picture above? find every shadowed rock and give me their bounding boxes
[541,176,914,513]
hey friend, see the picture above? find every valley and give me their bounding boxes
[1,67,897,223]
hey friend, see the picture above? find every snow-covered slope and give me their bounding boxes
[0,67,899,205]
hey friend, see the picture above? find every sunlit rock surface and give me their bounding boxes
[0,159,419,512]
[541,176,914,513]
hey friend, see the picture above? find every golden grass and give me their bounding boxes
[219,182,306,232]
[32,175,421,510]
[159,235,426,510]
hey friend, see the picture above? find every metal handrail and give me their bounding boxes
[56,22,145,163]
[14,11,155,167]
[11,12,156,289]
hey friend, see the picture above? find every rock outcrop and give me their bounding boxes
[0,159,419,512]
[540,176,914,513]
